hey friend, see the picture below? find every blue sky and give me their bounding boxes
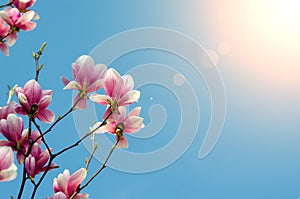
[1,0,300,198]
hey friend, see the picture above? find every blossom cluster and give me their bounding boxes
[0,0,38,56]
[0,54,144,199]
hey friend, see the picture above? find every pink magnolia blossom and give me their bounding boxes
[16,79,55,123]
[0,146,17,182]
[13,0,37,12]
[92,106,144,148]
[61,55,107,109]
[25,143,55,178]
[90,68,140,117]
[0,17,10,56]
[0,101,17,120]
[0,113,41,164]
[47,168,89,199]
[0,8,36,46]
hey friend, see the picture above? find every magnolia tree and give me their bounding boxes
[0,1,145,199]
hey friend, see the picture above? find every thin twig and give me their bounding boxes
[85,133,98,171]
[30,111,112,199]
[54,111,112,157]
[33,96,83,144]
[0,1,12,9]
[70,139,119,199]
[16,164,27,199]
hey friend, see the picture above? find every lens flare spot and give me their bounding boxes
[173,73,186,86]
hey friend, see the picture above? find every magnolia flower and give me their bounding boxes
[0,18,10,56]
[92,106,144,148]
[0,146,17,182]
[25,143,55,178]
[0,8,36,46]
[61,55,107,109]
[16,79,55,123]
[47,168,89,199]
[0,114,24,148]
[0,113,41,164]
[90,68,140,117]
[0,101,17,120]
[13,0,37,12]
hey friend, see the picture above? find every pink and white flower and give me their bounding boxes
[0,113,41,164]
[15,79,55,123]
[0,8,36,46]
[61,55,107,109]
[0,146,17,182]
[47,168,89,199]
[13,0,37,12]
[25,143,55,178]
[90,68,140,117]
[0,101,17,120]
[92,106,144,148]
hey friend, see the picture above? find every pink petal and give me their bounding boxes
[7,114,23,142]
[41,89,51,95]
[73,94,86,110]
[104,68,122,97]
[6,32,17,47]
[8,8,21,24]
[90,122,114,134]
[0,10,12,25]
[38,94,52,110]
[37,109,55,123]
[0,147,14,170]
[17,92,30,111]
[23,79,42,105]
[73,55,95,86]
[15,106,27,115]
[47,192,67,199]
[118,90,140,106]
[128,107,141,117]
[117,135,128,148]
[124,116,144,133]
[25,155,36,177]
[16,9,34,24]
[16,152,25,164]
[89,94,110,105]
[74,194,89,199]
[86,79,103,93]
[112,106,126,122]
[68,168,87,195]
[54,170,68,193]
[0,140,11,147]
[61,76,71,86]
[94,64,107,79]
[0,163,17,182]
[102,106,113,121]
[19,21,36,31]
[0,43,9,56]
[63,81,81,91]
[36,149,50,167]
[120,75,134,97]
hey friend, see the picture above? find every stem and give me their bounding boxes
[16,165,27,199]
[17,118,33,199]
[32,119,52,155]
[34,42,46,81]
[31,111,112,199]
[0,1,12,9]
[33,96,83,144]
[85,134,97,171]
[54,111,112,157]
[30,155,54,199]
[70,139,119,199]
